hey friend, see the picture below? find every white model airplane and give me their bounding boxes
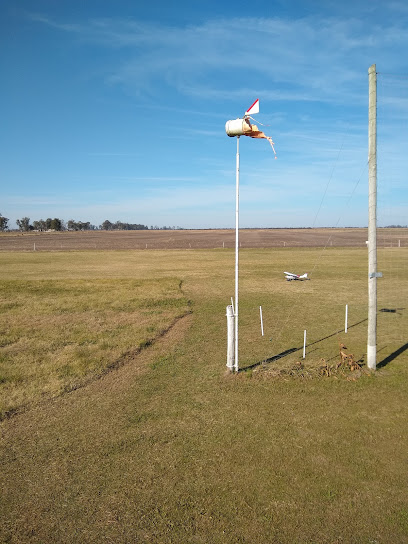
[284,272,310,281]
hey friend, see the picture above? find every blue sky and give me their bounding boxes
[1,0,407,229]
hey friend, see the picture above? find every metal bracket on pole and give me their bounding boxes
[369,272,383,279]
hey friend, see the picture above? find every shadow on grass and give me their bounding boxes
[306,318,368,349]
[379,307,405,315]
[240,318,368,373]
[242,347,301,372]
[377,342,408,369]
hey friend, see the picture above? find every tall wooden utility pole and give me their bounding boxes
[367,64,378,370]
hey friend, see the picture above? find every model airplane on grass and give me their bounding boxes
[284,272,310,281]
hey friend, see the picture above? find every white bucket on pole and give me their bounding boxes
[226,305,235,371]
[225,118,249,137]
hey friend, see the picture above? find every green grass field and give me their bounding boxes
[0,276,190,418]
[1,248,407,543]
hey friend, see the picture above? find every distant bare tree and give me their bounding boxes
[16,217,31,232]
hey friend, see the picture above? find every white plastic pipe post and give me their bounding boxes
[345,304,348,333]
[226,305,235,371]
[260,306,264,336]
[303,330,306,359]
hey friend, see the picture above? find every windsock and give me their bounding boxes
[242,118,277,158]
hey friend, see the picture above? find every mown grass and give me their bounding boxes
[0,276,190,417]
[1,247,407,543]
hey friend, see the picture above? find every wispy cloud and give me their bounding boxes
[86,152,140,157]
[28,13,408,108]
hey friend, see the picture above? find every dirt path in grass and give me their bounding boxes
[1,311,193,431]
[0,313,193,542]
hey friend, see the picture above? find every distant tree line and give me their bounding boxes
[67,220,97,231]
[3,213,406,233]
[13,217,68,232]
[99,221,183,230]
[0,213,161,232]
[32,218,64,231]
[149,225,184,230]
[99,220,148,231]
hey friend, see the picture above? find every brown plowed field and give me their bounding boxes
[0,228,407,251]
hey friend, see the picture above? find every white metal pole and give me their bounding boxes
[303,330,306,359]
[235,137,240,372]
[260,306,264,336]
[345,304,348,333]
[368,64,377,370]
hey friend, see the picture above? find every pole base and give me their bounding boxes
[367,344,376,370]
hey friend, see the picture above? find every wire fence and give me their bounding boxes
[0,228,406,252]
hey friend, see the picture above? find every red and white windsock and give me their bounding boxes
[245,99,259,116]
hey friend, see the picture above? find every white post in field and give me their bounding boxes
[303,330,306,359]
[226,305,235,371]
[345,304,348,333]
[368,64,378,370]
[259,306,264,336]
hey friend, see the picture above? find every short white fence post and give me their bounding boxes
[259,306,264,336]
[345,304,348,333]
[303,330,306,359]
[226,305,235,371]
